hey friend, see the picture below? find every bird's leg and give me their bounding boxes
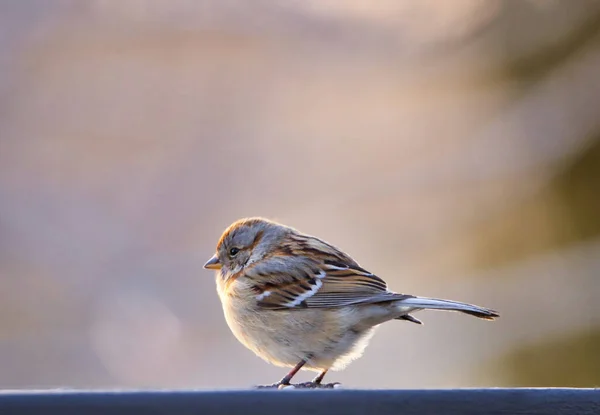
[312,370,328,384]
[280,359,307,385]
[255,359,307,389]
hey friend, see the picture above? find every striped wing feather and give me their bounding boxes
[244,234,413,309]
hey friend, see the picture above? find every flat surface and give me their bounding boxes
[0,388,599,415]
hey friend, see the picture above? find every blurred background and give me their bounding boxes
[1,0,599,390]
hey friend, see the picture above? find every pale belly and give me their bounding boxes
[220,297,383,372]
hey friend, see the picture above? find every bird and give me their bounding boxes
[204,217,499,389]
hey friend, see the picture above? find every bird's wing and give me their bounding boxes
[243,235,413,309]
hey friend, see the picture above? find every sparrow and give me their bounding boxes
[204,217,499,389]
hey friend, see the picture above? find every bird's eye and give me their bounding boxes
[229,247,240,257]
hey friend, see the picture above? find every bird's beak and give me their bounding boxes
[203,254,221,270]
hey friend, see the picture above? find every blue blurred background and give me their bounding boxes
[0,0,599,389]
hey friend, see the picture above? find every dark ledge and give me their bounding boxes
[0,388,599,415]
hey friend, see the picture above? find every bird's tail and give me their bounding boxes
[396,296,499,320]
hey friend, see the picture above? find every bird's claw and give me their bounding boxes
[255,382,289,389]
[255,382,341,390]
[294,381,341,389]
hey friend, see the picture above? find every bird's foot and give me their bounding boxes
[255,381,341,390]
[255,382,290,389]
[291,381,342,389]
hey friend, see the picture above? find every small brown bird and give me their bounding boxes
[204,218,498,388]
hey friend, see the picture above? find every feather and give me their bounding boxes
[396,297,499,320]
[396,314,423,324]
[246,233,412,310]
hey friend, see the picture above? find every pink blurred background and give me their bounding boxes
[1,0,599,389]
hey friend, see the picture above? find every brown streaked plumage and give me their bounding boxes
[204,217,499,389]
